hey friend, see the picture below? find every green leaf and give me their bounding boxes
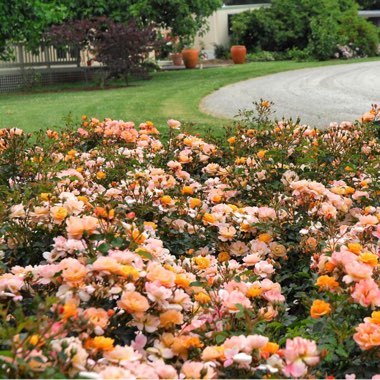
[97,243,110,254]
[89,233,104,242]
[335,345,349,358]
[189,281,205,287]
[215,333,227,344]
[111,237,125,248]
[135,249,153,260]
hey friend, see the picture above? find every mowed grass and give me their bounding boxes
[1,57,379,136]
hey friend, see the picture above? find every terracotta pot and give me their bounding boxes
[230,45,247,64]
[171,53,183,66]
[182,48,199,69]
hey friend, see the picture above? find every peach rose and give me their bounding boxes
[97,366,133,379]
[223,290,251,312]
[83,307,109,329]
[146,263,175,288]
[167,119,181,129]
[50,206,68,224]
[201,346,225,361]
[66,216,99,239]
[103,344,141,362]
[354,322,380,350]
[60,258,87,286]
[351,279,380,308]
[92,256,121,273]
[117,291,150,314]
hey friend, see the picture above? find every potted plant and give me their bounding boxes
[230,45,247,64]
[180,36,198,69]
[169,36,183,66]
[181,47,199,69]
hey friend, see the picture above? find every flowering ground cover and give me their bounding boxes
[0,102,380,379]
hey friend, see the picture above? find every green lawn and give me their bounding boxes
[1,57,379,135]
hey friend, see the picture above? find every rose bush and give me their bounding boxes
[0,103,379,378]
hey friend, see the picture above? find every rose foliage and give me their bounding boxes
[0,103,380,378]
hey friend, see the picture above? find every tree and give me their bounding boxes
[46,17,159,84]
[59,0,223,44]
[0,0,222,60]
[0,0,67,60]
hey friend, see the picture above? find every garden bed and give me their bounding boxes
[0,103,379,378]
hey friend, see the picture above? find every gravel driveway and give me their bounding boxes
[201,61,380,128]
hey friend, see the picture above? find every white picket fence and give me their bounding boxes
[0,44,82,69]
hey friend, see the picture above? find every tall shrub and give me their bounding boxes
[338,11,380,56]
[47,17,160,84]
[308,15,340,60]
[231,0,379,59]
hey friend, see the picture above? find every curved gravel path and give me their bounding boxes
[201,61,380,128]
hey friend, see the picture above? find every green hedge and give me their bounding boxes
[231,0,379,60]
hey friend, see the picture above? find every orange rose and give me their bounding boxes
[182,186,194,195]
[217,251,230,262]
[189,198,202,209]
[257,150,267,159]
[193,257,211,270]
[96,171,106,180]
[160,195,173,206]
[194,292,211,304]
[310,300,331,318]
[175,274,191,288]
[359,252,378,267]
[61,301,78,321]
[367,311,380,325]
[258,233,272,243]
[117,265,140,281]
[247,286,263,298]
[361,112,375,123]
[261,342,279,355]
[159,310,184,328]
[202,213,216,225]
[347,243,362,255]
[86,336,114,351]
[315,275,339,291]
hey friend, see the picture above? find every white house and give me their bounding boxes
[359,10,380,27]
[194,2,271,58]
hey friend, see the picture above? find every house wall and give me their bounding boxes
[359,10,380,27]
[194,3,270,58]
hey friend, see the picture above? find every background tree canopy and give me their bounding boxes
[357,0,380,9]
[0,0,222,60]
[0,0,67,59]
